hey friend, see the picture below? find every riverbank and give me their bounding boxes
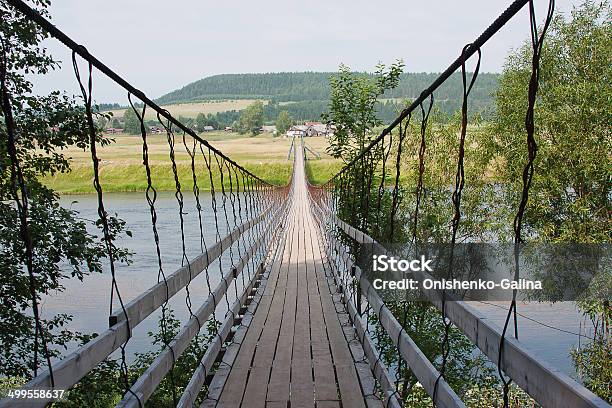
[42,132,336,193]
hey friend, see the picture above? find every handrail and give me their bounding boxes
[308,200,402,408]
[309,197,464,408]
[314,198,610,408]
[0,201,279,408]
[116,198,288,407]
[108,203,275,327]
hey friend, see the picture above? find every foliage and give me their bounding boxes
[323,61,404,161]
[486,3,611,400]
[275,110,292,135]
[235,100,264,136]
[571,325,611,402]
[0,0,130,380]
[486,0,611,243]
[52,355,123,407]
[210,109,240,129]
[155,72,500,116]
[97,102,122,111]
[195,112,207,132]
[122,107,148,134]
[55,311,218,407]
[199,112,220,130]
[572,265,611,402]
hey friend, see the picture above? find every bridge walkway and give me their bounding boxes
[202,146,380,408]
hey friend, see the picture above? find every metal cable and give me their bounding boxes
[4,0,272,186]
[432,43,481,407]
[389,114,411,242]
[497,1,555,406]
[328,0,532,180]
[127,92,172,407]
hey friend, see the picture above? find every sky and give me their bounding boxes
[29,0,584,104]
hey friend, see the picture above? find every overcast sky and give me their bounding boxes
[30,0,583,104]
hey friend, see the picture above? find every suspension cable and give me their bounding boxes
[4,0,271,186]
[497,1,555,406]
[330,0,531,181]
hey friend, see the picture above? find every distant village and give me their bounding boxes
[106,118,333,138]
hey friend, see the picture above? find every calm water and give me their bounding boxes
[43,193,592,379]
[43,192,259,362]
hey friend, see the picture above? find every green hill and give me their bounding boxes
[156,72,500,122]
[157,72,498,103]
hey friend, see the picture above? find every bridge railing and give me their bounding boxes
[310,193,608,408]
[308,0,610,406]
[1,1,290,407]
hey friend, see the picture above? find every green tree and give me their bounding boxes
[487,0,611,243]
[275,110,293,135]
[111,117,122,129]
[178,115,194,129]
[195,112,206,132]
[322,60,404,162]
[0,0,130,380]
[122,107,148,134]
[487,1,610,401]
[236,100,264,136]
[205,113,219,130]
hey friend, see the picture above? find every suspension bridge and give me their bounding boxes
[1,0,610,407]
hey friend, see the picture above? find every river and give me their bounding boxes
[41,193,593,381]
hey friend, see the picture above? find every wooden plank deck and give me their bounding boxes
[203,145,379,408]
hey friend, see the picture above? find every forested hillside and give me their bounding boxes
[156,72,500,119]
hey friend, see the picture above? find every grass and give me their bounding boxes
[305,160,343,185]
[105,100,264,120]
[42,132,337,194]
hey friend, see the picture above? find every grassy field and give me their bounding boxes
[42,132,338,194]
[106,99,264,120]
[305,160,343,185]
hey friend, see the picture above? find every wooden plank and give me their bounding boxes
[308,270,338,402]
[211,212,293,407]
[290,205,315,408]
[259,217,297,402]
[200,248,276,408]
[240,366,270,408]
[316,401,341,408]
